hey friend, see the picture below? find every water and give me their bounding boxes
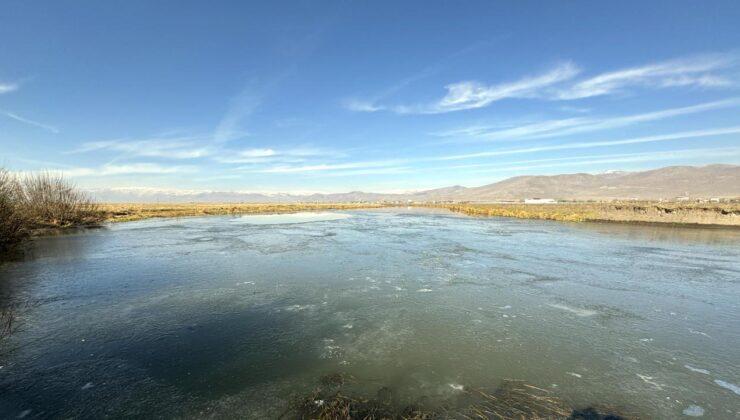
[1,208,739,419]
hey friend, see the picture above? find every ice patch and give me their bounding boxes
[637,374,663,390]
[449,383,464,391]
[417,288,433,293]
[714,379,740,395]
[684,365,710,375]
[233,212,352,225]
[549,303,597,317]
[683,405,705,417]
[284,304,314,312]
[566,372,582,378]
[688,328,711,338]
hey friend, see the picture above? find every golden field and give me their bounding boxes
[437,202,740,226]
[98,202,389,222]
[96,201,740,226]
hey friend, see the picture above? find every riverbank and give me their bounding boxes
[98,202,389,223]
[437,202,740,226]
[95,202,740,226]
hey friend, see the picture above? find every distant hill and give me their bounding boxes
[90,164,740,203]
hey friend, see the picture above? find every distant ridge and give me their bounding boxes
[90,164,740,203]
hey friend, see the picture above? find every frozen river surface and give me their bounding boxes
[1,208,739,418]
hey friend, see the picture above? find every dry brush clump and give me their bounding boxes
[0,168,103,252]
[0,168,28,250]
[21,171,102,227]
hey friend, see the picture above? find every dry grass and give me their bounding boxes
[0,169,28,250]
[1,169,104,252]
[435,202,740,226]
[98,202,389,223]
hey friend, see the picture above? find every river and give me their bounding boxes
[1,208,739,418]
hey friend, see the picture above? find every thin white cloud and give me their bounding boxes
[311,167,412,177]
[62,163,197,177]
[360,52,738,114]
[465,147,740,174]
[1,110,60,133]
[553,53,737,100]
[344,100,385,112]
[396,62,580,114]
[342,42,488,113]
[436,98,740,142]
[71,138,212,159]
[212,88,259,144]
[433,126,740,161]
[216,147,340,164]
[0,83,19,94]
[239,148,276,158]
[253,160,401,173]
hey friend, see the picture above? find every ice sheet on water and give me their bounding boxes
[232,212,351,225]
[683,405,705,417]
[714,380,740,395]
[684,365,710,375]
[549,303,597,317]
[448,383,464,391]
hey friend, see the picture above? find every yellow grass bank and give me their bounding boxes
[99,202,388,223]
[436,202,740,226]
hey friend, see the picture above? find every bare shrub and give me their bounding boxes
[0,168,27,250]
[22,171,102,227]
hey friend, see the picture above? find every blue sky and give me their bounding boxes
[2,1,740,194]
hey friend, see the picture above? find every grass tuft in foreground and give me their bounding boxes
[288,374,630,420]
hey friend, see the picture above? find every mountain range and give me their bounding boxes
[89,164,740,203]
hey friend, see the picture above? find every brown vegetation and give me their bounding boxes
[98,202,389,223]
[437,202,740,226]
[0,169,104,252]
[289,375,629,420]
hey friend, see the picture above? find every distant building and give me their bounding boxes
[524,198,556,204]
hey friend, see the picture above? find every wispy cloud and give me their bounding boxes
[554,53,736,99]
[342,41,493,113]
[71,138,212,159]
[344,100,385,112]
[252,160,401,173]
[212,86,260,144]
[62,163,197,177]
[216,146,341,164]
[433,126,740,161]
[1,110,59,133]
[357,52,738,114]
[435,98,740,142]
[463,147,740,174]
[395,62,580,114]
[426,147,740,173]
[0,82,19,94]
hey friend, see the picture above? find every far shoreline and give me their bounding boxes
[91,201,740,227]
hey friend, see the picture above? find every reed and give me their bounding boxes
[435,202,740,226]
